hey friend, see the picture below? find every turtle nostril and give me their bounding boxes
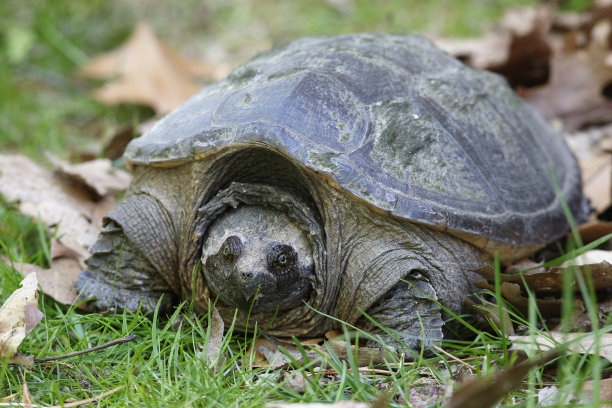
[241,271,253,279]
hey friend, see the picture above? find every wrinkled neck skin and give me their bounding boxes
[129,148,491,338]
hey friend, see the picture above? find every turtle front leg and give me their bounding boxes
[75,194,179,314]
[359,273,444,354]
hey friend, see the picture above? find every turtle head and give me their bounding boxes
[201,205,314,313]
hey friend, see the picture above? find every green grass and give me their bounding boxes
[1,0,610,406]
[1,211,609,406]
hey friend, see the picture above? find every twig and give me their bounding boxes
[34,335,136,363]
[49,386,123,408]
[313,367,393,376]
[431,344,477,371]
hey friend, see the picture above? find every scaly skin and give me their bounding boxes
[76,148,491,351]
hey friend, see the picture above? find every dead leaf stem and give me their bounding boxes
[431,345,477,371]
[34,335,136,363]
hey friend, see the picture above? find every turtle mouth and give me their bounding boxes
[203,259,314,313]
[247,279,313,313]
[197,182,323,314]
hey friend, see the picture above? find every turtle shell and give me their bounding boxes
[125,34,585,252]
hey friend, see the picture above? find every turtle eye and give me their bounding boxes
[220,235,243,264]
[267,244,297,274]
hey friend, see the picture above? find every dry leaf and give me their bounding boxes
[582,377,612,407]
[506,258,545,274]
[510,332,612,363]
[577,220,612,244]
[102,125,136,160]
[204,307,225,370]
[251,333,397,369]
[0,154,130,306]
[566,123,612,216]
[283,371,306,394]
[537,386,575,406]
[79,22,229,114]
[486,7,552,88]
[288,333,394,363]
[579,154,612,214]
[435,6,552,87]
[50,239,86,261]
[475,262,612,296]
[252,337,310,368]
[465,298,515,336]
[562,250,612,266]
[0,394,18,403]
[0,154,117,250]
[325,337,397,366]
[17,259,81,306]
[0,273,43,365]
[474,280,564,317]
[47,153,131,199]
[522,20,612,130]
[405,384,444,408]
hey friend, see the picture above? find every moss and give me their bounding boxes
[226,67,258,86]
[307,151,341,173]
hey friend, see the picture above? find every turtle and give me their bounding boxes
[76,33,587,350]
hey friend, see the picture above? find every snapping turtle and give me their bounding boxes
[76,34,586,348]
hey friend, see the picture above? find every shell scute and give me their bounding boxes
[125,34,585,249]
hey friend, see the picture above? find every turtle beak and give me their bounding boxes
[233,268,275,309]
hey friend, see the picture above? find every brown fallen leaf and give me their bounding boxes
[79,22,230,114]
[510,332,612,363]
[486,6,552,88]
[475,261,612,296]
[474,280,565,317]
[102,125,137,160]
[465,298,515,336]
[0,394,17,404]
[251,337,312,368]
[577,220,612,245]
[17,259,81,306]
[0,154,118,250]
[404,382,444,408]
[521,20,612,130]
[50,239,86,262]
[435,6,552,87]
[0,273,43,367]
[579,153,612,214]
[0,154,132,306]
[442,351,558,408]
[283,371,306,394]
[325,336,397,366]
[505,258,545,274]
[251,332,395,369]
[437,4,612,131]
[47,153,131,200]
[582,377,612,408]
[204,307,225,370]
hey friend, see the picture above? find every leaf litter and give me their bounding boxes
[79,22,230,115]
[0,273,43,368]
[0,154,130,307]
[6,3,612,406]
